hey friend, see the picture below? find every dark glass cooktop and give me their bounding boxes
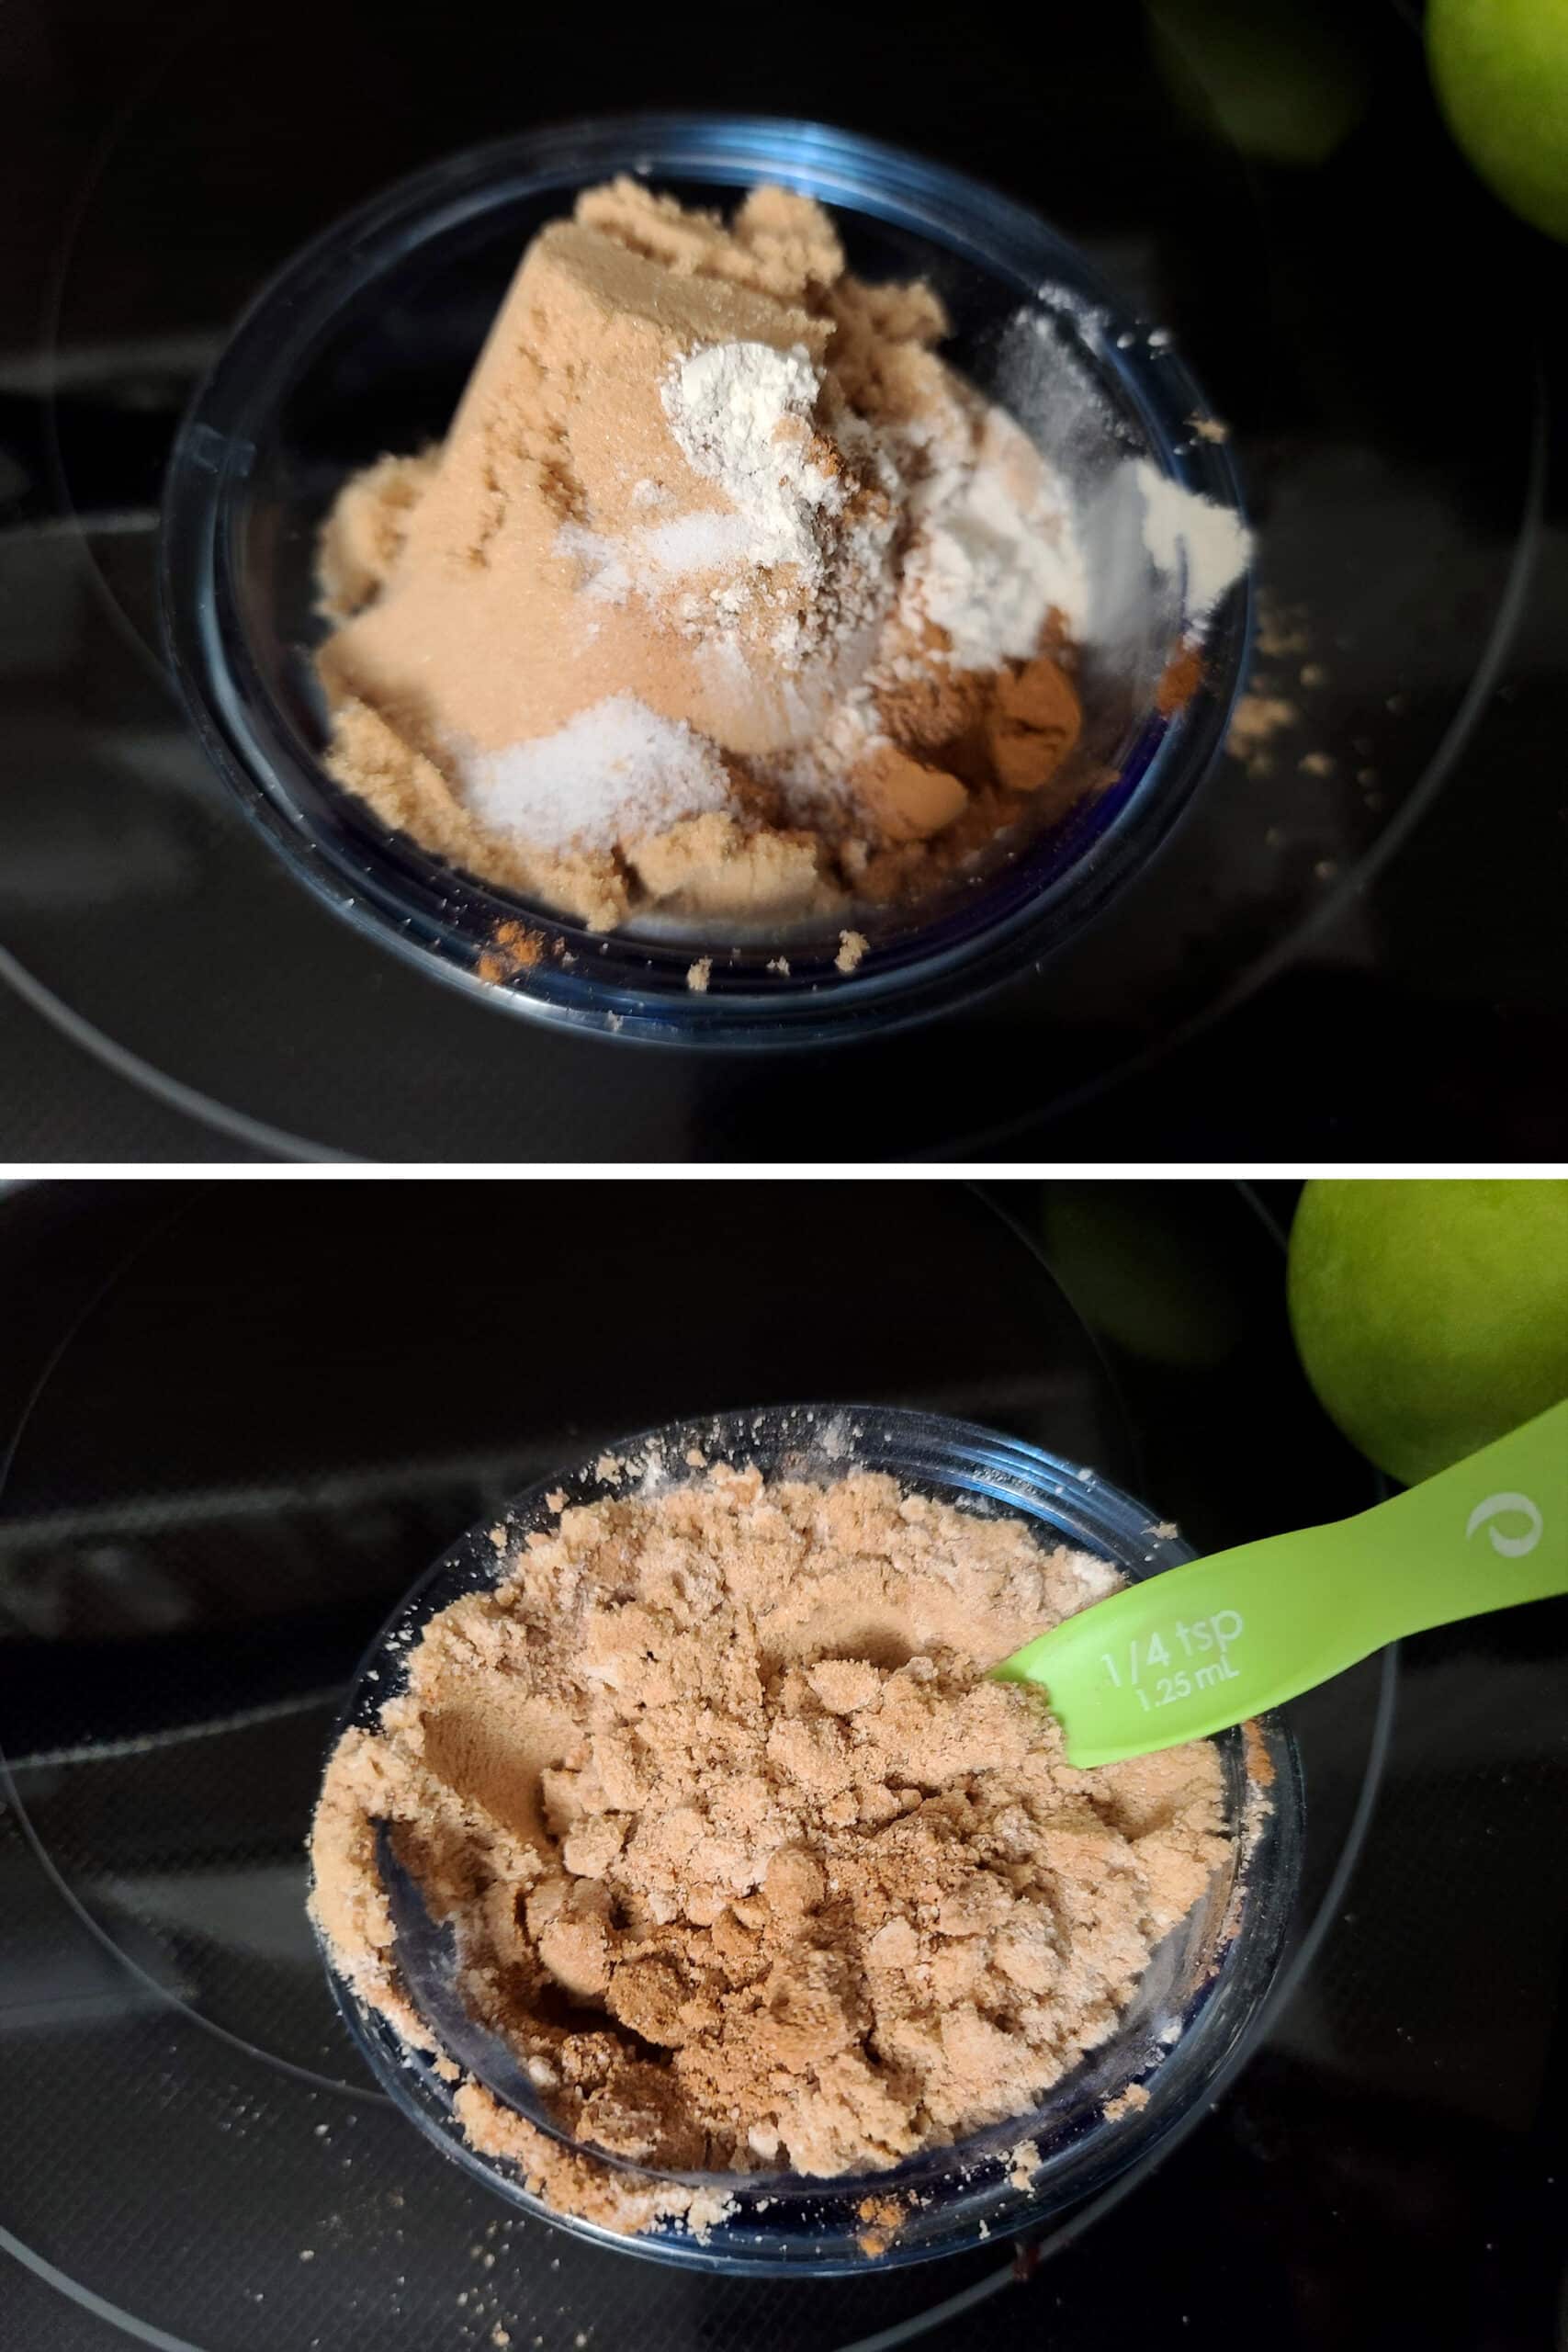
[0,0,1563,1159]
[1,1179,1563,2346]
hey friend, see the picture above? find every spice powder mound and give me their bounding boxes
[310,1466,1228,2237]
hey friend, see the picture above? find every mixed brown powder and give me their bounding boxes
[310,1466,1227,2236]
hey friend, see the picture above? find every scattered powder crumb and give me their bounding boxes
[856,2194,907,2257]
[1226,692,1298,774]
[1102,2082,1151,2123]
[299,2251,315,2263]
[1255,601,1310,660]
[1314,858,1338,881]
[836,929,867,974]
[1008,2140,1041,2191]
[1299,752,1337,777]
[1299,662,1328,687]
[492,2332,511,2347]
[1188,414,1230,443]
[767,956,791,976]
[686,957,712,993]
[476,922,547,987]
[310,1464,1230,2240]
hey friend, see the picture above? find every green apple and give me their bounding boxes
[1288,1180,1568,1485]
[1428,0,1568,243]
[1146,0,1370,167]
[1041,1183,1247,1369]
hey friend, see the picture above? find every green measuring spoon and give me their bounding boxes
[993,1398,1568,1767]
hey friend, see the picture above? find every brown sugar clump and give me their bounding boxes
[310,1466,1229,2236]
[317,449,440,619]
[852,743,968,842]
[626,812,835,921]
[986,656,1082,794]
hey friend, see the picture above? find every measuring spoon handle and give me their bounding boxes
[995,1399,1568,1767]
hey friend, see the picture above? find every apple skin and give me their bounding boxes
[1146,0,1370,166]
[1041,1185,1247,1370]
[1427,0,1568,243]
[1287,1180,1568,1486]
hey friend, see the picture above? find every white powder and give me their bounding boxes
[1134,459,1250,621]
[658,341,902,669]
[661,342,842,571]
[556,340,899,682]
[458,695,734,852]
[898,409,1086,670]
[558,513,754,603]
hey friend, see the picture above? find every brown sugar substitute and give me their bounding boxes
[310,1464,1229,2240]
[312,178,1089,936]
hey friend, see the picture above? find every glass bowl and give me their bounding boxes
[316,1403,1301,2275]
[161,115,1251,1050]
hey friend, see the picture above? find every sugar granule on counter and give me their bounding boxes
[310,1464,1229,2239]
[1226,691,1298,775]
